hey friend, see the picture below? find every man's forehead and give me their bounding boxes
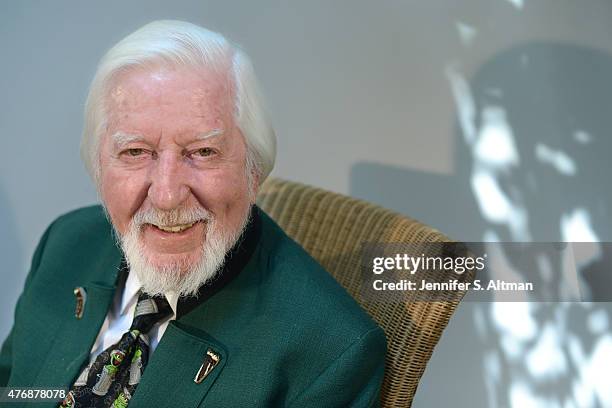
[107,64,233,107]
[110,85,128,106]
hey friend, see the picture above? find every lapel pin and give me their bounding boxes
[194,349,220,384]
[73,287,87,319]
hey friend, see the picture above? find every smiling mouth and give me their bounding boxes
[149,221,202,233]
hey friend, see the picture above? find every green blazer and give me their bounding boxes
[0,205,386,407]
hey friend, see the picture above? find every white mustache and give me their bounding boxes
[131,205,212,227]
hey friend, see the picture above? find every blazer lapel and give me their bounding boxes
[33,241,123,389]
[128,320,228,408]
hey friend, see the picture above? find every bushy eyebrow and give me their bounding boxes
[195,129,224,141]
[110,129,224,149]
[111,132,145,149]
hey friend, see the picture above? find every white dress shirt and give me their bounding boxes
[88,272,179,362]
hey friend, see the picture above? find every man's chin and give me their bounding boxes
[144,251,202,277]
[130,255,215,298]
[125,239,228,297]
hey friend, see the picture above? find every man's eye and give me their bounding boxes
[124,148,144,157]
[195,147,215,157]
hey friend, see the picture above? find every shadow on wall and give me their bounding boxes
[351,43,612,407]
[0,182,23,336]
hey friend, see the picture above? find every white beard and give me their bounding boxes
[117,204,251,298]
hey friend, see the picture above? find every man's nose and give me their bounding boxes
[147,152,190,210]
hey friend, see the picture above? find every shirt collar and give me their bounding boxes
[120,270,179,318]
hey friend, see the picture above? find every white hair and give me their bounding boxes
[80,20,276,187]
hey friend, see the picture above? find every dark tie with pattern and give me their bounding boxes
[59,291,173,408]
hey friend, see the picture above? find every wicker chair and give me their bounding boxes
[256,178,472,407]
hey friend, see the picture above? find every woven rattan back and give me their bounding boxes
[256,178,471,407]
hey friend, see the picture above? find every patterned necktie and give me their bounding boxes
[60,291,173,408]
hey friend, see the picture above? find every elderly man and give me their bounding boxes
[0,20,386,407]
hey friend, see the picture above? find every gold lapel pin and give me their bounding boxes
[73,287,87,319]
[194,349,220,384]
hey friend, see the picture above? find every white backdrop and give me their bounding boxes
[2,1,612,406]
